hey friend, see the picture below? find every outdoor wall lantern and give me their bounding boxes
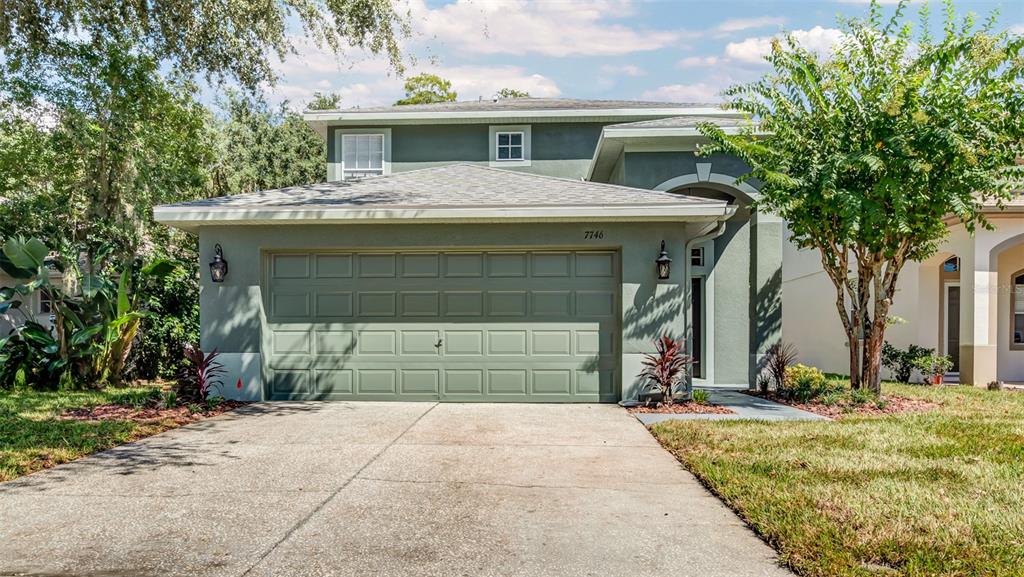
[209,244,228,283]
[656,240,672,280]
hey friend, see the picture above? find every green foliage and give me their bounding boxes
[912,354,954,379]
[0,237,177,389]
[211,91,326,195]
[0,0,407,91]
[697,0,1024,393]
[690,388,710,404]
[881,341,934,383]
[780,364,844,403]
[496,88,530,98]
[395,73,458,105]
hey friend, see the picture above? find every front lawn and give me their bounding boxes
[650,384,1024,577]
[0,386,209,482]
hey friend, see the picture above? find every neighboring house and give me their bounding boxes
[155,98,782,402]
[784,197,1024,386]
[0,269,58,337]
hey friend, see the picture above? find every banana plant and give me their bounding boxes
[0,236,178,389]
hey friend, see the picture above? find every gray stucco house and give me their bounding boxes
[154,98,781,402]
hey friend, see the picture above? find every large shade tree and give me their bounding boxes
[699,0,1024,392]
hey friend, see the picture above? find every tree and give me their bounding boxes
[697,0,1024,393]
[308,92,342,111]
[0,0,407,91]
[496,88,530,98]
[395,73,457,105]
[211,92,326,195]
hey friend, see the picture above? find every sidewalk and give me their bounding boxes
[634,389,829,426]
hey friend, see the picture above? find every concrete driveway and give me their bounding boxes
[0,402,792,577]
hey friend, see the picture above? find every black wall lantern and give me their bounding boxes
[655,240,672,280]
[209,244,228,283]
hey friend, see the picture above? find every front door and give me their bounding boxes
[945,284,960,373]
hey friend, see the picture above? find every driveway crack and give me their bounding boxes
[238,402,438,576]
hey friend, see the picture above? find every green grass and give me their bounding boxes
[0,386,172,482]
[650,384,1024,577]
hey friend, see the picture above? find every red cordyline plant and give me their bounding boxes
[638,336,693,406]
[176,344,227,401]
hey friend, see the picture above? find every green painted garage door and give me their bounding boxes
[263,250,619,402]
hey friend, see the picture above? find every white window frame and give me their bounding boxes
[488,125,531,167]
[494,131,524,161]
[330,128,391,181]
[1012,270,1024,350]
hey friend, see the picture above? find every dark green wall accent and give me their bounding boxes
[327,122,608,180]
[621,152,755,190]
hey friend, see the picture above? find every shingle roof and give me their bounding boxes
[154,164,735,228]
[166,164,720,210]
[307,97,720,115]
[606,116,749,129]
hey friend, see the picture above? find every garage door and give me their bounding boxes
[263,250,619,402]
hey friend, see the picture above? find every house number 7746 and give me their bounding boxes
[584,230,605,239]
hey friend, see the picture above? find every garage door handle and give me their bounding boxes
[434,339,443,348]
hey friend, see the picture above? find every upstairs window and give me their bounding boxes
[495,132,524,161]
[690,247,704,267]
[341,133,385,180]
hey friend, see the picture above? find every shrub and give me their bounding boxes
[691,388,710,404]
[988,380,1003,391]
[638,336,693,406]
[881,342,934,383]
[175,345,226,402]
[763,341,798,393]
[779,364,843,403]
[912,354,954,382]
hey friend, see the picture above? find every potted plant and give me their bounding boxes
[912,354,953,385]
[638,336,693,406]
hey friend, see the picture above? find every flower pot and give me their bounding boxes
[930,374,944,385]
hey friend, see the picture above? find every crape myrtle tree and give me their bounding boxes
[698,0,1024,392]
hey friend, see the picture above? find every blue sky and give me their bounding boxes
[264,0,1024,110]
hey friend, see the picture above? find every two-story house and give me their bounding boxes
[154,98,781,402]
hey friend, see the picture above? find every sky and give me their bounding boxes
[262,0,1024,111]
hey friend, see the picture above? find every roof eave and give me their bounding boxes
[302,107,738,125]
[154,204,736,232]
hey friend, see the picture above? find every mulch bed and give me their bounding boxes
[60,401,246,425]
[628,402,735,415]
[745,391,941,419]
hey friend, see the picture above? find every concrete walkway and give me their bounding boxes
[0,402,793,577]
[634,389,828,426]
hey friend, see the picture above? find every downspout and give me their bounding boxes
[683,218,729,395]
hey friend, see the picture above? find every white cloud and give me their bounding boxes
[716,16,785,33]
[405,0,683,57]
[434,65,562,100]
[1010,24,1024,34]
[600,64,646,77]
[641,83,723,103]
[725,26,846,64]
[676,56,721,68]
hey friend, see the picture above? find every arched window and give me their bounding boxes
[1014,271,1024,346]
[943,256,960,273]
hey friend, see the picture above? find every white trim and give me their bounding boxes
[330,128,391,181]
[602,125,757,139]
[944,281,961,375]
[489,125,532,167]
[305,107,736,123]
[654,173,761,203]
[155,203,737,230]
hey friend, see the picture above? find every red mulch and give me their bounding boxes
[745,391,941,419]
[628,402,735,415]
[60,401,245,425]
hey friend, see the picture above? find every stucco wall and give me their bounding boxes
[996,243,1024,381]
[198,221,753,400]
[327,122,605,180]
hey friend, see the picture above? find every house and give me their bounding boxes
[784,196,1024,386]
[154,98,782,402]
